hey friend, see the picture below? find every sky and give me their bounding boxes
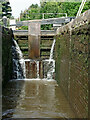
[9,0,40,18]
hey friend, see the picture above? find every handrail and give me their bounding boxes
[25,13,67,19]
[76,0,87,17]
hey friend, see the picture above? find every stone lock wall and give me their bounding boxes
[2,26,13,84]
[55,10,90,118]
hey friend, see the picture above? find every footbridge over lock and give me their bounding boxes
[13,17,74,59]
[16,17,73,26]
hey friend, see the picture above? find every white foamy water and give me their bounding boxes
[36,61,39,78]
[12,39,56,80]
[12,39,26,79]
[47,39,56,79]
[49,39,56,60]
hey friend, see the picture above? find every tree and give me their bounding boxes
[19,1,90,30]
[2,1,12,18]
[0,2,2,19]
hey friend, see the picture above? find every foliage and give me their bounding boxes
[82,1,90,13]
[2,1,12,18]
[41,24,53,30]
[20,4,41,21]
[0,2,2,19]
[18,26,28,30]
[19,2,90,30]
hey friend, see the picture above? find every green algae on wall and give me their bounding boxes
[55,10,90,118]
[2,26,13,84]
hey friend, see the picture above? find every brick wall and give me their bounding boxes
[55,10,90,118]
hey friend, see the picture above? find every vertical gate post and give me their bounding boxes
[28,22,41,59]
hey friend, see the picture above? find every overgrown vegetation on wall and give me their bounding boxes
[2,26,13,85]
[55,10,90,118]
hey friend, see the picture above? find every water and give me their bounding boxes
[2,39,76,119]
[45,39,56,79]
[43,59,55,79]
[24,39,56,80]
[12,39,26,79]
[12,39,55,80]
[49,39,56,60]
[36,61,39,78]
[2,80,75,118]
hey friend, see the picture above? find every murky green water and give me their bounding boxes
[2,79,75,118]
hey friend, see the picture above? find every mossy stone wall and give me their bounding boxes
[2,26,13,84]
[55,10,90,118]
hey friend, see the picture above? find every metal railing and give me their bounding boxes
[21,12,67,20]
[76,0,87,17]
[41,13,67,19]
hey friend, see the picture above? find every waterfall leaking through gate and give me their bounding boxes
[12,39,56,80]
[36,61,39,78]
[12,39,26,79]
